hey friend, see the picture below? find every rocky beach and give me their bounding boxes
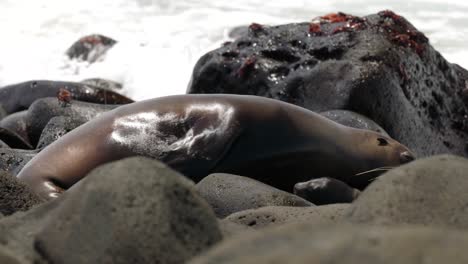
[0,8,468,264]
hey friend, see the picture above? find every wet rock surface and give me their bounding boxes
[188,11,468,157]
[196,173,312,218]
[0,80,133,115]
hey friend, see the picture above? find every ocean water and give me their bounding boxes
[0,0,467,100]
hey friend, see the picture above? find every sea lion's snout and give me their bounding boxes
[399,151,415,163]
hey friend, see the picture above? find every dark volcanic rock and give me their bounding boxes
[0,171,43,215]
[0,148,36,175]
[196,173,312,218]
[191,222,468,264]
[347,155,468,228]
[320,110,389,136]
[224,204,348,229]
[294,177,360,205]
[0,111,30,145]
[27,97,117,145]
[36,116,86,149]
[0,80,133,115]
[66,34,117,63]
[188,11,468,157]
[35,157,222,264]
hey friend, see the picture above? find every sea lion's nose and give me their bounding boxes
[400,151,415,163]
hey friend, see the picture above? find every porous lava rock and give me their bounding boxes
[36,116,87,149]
[0,171,43,215]
[224,204,348,229]
[188,11,468,157]
[196,173,312,218]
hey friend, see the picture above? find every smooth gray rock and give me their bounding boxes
[347,155,468,228]
[190,222,468,264]
[35,157,222,264]
[224,204,348,229]
[196,173,312,218]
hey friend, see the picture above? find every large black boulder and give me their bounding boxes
[188,11,468,157]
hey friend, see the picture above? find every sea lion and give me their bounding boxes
[0,80,133,115]
[16,94,415,200]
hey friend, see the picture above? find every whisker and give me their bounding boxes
[355,167,394,176]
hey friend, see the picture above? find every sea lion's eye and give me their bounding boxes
[377,137,388,146]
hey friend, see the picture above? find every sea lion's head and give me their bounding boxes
[345,130,415,189]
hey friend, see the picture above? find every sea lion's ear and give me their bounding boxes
[377,137,388,146]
